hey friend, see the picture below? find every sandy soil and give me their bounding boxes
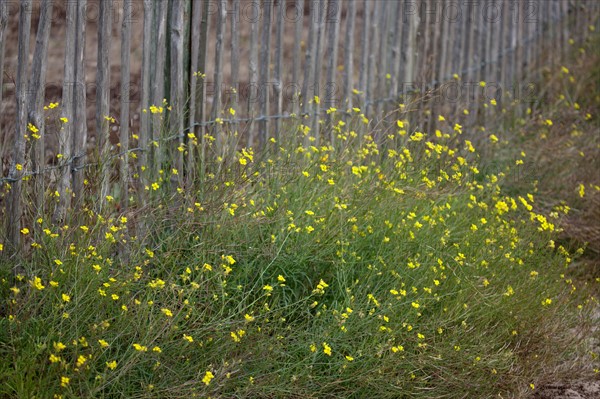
[534,382,600,399]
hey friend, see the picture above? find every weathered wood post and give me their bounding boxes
[72,0,87,210]
[291,0,304,117]
[273,0,285,143]
[342,0,357,114]
[211,0,226,157]
[258,0,273,149]
[325,0,341,143]
[358,0,372,139]
[170,0,185,184]
[195,0,210,178]
[247,2,259,148]
[97,0,112,207]
[53,0,75,224]
[302,0,319,144]
[0,0,9,163]
[7,0,32,253]
[28,0,54,223]
[120,0,132,211]
[230,0,241,147]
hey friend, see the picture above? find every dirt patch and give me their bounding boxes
[534,381,600,399]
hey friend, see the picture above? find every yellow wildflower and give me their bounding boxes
[202,371,214,386]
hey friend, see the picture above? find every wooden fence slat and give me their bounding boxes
[210,0,226,155]
[187,0,202,184]
[358,0,371,119]
[290,0,304,117]
[544,1,552,68]
[487,0,502,128]
[388,2,404,104]
[301,0,318,129]
[211,0,227,156]
[584,0,591,39]
[527,0,535,76]
[196,0,210,172]
[53,0,75,224]
[149,2,157,109]
[452,2,464,77]
[120,0,132,211]
[531,0,540,76]
[155,2,168,150]
[342,0,356,111]
[365,0,380,119]
[325,0,341,142]
[498,0,506,104]
[502,0,513,87]
[164,3,172,130]
[273,0,285,142]
[7,0,32,252]
[428,0,441,133]
[472,1,487,126]
[538,1,547,75]
[442,3,455,83]
[183,1,192,124]
[484,0,493,84]
[433,3,449,130]
[498,1,506,103]
[576,1,582,40]
[139,0,153,205]
[523,0,531,78]
[560,1,569,55]
[170,0,185,183]
[420,1,432,84]
[0,0,8,161]
[572,1,579,43]
[582,0,590,41]
[514,0,523,84]
[560,0,569,59]
[311,0,328,143]
[72,0,87,208]
[451,2,466,120]
[551,0,558,66]
[462,0,475,123]
[398,0,408,96]
[417,1,432,130]
[247,4,259,148]
[97,0,112,207]
[27,0,54,220]
[403,0,418,89]
[462,1,474,83]
[258,0,273,149]
[489,1,499,87]
[398,1,408,96]
[436,3,448,82]
[374,0,388,125]
[388,0,402,104]
[230,0,240,142]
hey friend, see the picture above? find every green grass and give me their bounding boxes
[1,40,599,399]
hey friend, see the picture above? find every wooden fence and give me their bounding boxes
[1,0,599,255]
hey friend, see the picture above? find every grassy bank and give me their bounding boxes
[1,40,599,399]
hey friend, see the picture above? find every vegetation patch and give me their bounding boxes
[1,35,599,399]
